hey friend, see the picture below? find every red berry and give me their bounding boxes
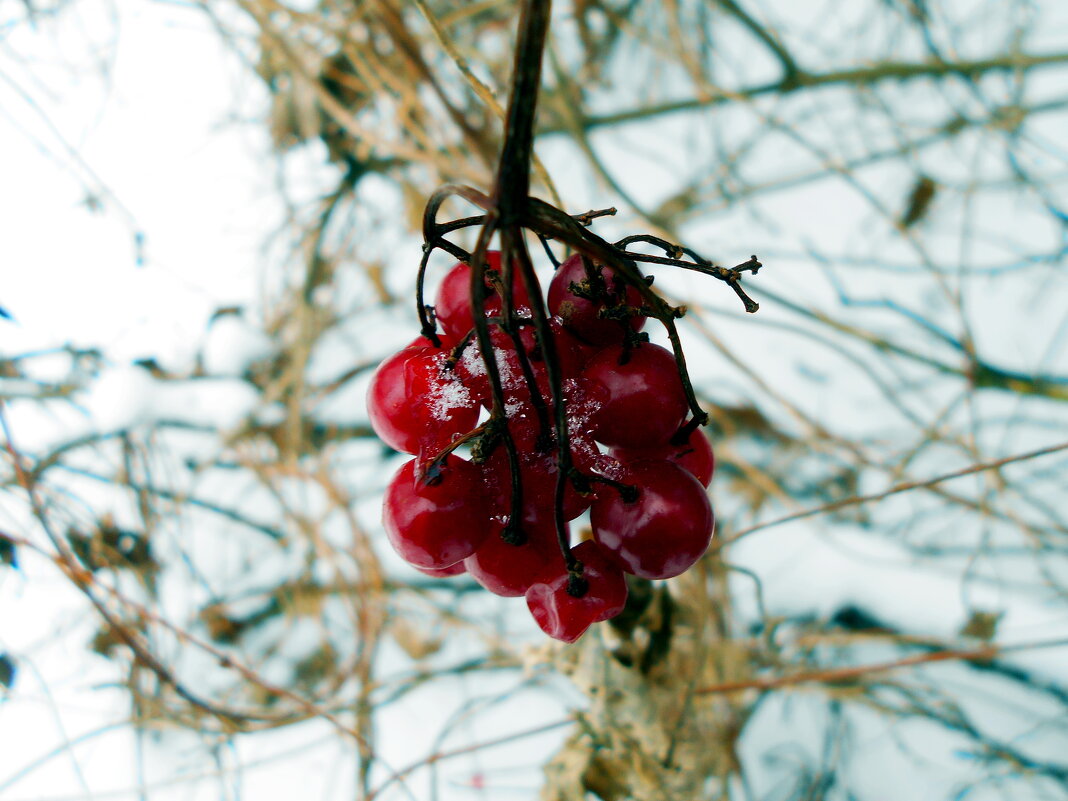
[591,460,714,580]
[564,422,606,474]
[548,254,646,345]
[582,343,688,448]
[454,324,545,410]
[454,322,586,412]
[413,561,467,578]
[611,425,715,487]
[465,519,566,597]
[367,338,479,456]
[549,317,599,376]
[382,456,494,569]
[483,447,592,526]
[525,540,628,643]
[434,252,536,339]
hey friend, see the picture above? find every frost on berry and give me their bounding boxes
[422,349,474,422]
[367,340,479,455]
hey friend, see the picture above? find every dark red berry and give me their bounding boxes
[453,324,546,411]
[367,338,479,456]
[383,456,494,569]
[525,540,628,643]
[413,561,467,578]
[549,317,599,376]
[548,254,646,345]
[484,447,592,526]
[611,425,714,487]
[591,460,713,579]
[582,343,688,448]
[434,252,536,339]
[465,520,566,597]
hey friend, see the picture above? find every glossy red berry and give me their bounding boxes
[582,343,688,448]
[454,324,545,410]
[367,338,479,456]
[591,460,713,579]
[374,238,729,640]
[483,447,592,526]
[525,540,628,643]
[434,252,536,339]
[413,561,467,578]
[549,317,600,376]
[453,322,586,412]
[465,520,566,597]
[548,254,646,345]
[383,456,494,569]
[611,425,715,487]
[563,421,606,474]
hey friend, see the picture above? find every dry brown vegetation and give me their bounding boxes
[4,0,1068,799]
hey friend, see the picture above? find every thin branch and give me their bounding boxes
[543,50,1068,133]
[718,440,1068,548]
[696,636,1068,696]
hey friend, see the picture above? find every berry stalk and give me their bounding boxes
[373,0,763,642]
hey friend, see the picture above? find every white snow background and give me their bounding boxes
[2,0,1068,799]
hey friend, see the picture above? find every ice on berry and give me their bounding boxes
[424,352,473,422]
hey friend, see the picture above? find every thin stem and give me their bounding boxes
[466,227,528,545]
[425,420,489,466]
[494,247,553,451]
[614,235,762,312]
[524,197,712,424]
[491,0,552,222]
[415,245,439,344]
[486,0,585,576]
[506,228,579,576]
[717,439,1068,550]
[584,473,639,503]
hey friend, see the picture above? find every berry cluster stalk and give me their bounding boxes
[415,0,760,596]
[482,0,582,582]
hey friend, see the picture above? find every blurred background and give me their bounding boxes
[2,0,1068,799]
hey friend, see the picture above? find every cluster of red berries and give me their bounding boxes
[368,251,714,642]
